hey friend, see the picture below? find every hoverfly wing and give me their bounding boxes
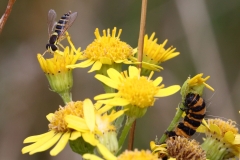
[58,12,78,38]
[47,9,57,38]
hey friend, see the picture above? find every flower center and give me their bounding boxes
[167,136,206,159]
[118,76,160,108]
[48,101,84,132]
[117,149,158,160]
[84,28,133,63]
[208,119,238,135]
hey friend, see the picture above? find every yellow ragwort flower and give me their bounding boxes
[65,102,127,154]
[181,73,214,99]
[198,118,240,159]
[94,65,180,118]
[22,100,99,156]
[188,74,214,91]
[83,143,159,160]
[131,32,180,75]
[150,141,169,159]
[37,45,81,103]
[67,27,135,72]
[166,136,206,160]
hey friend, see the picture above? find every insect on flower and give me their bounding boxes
[166,93,206,138]
[44,9,78,54]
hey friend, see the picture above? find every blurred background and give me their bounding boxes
[0,0,240,159]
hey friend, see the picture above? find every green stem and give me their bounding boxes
[115,114,126,133]
[59,91,72,104]
[159,103,184,144]
[117,116,136,155]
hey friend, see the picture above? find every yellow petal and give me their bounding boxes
[82,132,99,146]
[128,66,139,78]
[107,68,122,83]
[150,141,156,150]
[202,119,210,129]
[233,134,240,145]
[83,154,104,160]
[209,124,221,135]
[96,143,117,160]
[50,132,71,156]
[152,77,163,86]
[65,32,77,54]
[109,109,128,122]
[155,85,180,97]
[22,131,55,154]
[88,61,102,73]
[114,60,124,63]
[95,75,118,89]
[46,113,54,122]
[65,115,89,132]
[69,131,81,141]
[23,131,52,143]
[94,93,117,100]
[67,59,94,68]
[162,52,180,62]
[99,98,130,106]
[55,50,64,56]
[97,105,115,115]
[141,61,163,71]
[94,102,103,110]
[99,57,112,65]
[29,133,62,155]
[223,131,235,143]
[196,124,208,133]
[83,99,95,132]
[203,82,215,91]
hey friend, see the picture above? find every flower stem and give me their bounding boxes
[59,91,72,104]
[159,103,184,144]
[128,119,136,150]
[127,0,148,151]
[117,116,136,155]
[137,0,148,68]
[0,0,16,34]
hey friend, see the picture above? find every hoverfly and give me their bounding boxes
[45,9,78,54]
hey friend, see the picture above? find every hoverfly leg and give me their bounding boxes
[58,43,65,50]
[42,50,48,56]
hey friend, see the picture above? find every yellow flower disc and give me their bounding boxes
[49,101,84,132]
[118,76,161,108]
[117,149,158,160]
[84,27,133,63]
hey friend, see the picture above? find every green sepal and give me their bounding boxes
[69,136,95,155]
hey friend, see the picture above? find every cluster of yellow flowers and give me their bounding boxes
[21,27,240,160]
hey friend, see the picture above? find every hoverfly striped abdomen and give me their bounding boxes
[54,11,71,36]
[166,93,206,138]
[45,9,77,53]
